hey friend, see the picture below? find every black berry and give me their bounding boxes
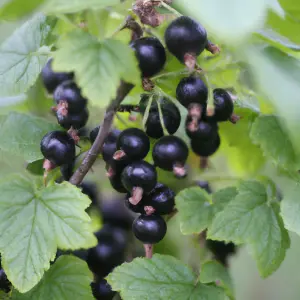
[133,214,167,244]
[211,88,234,122]
[121,161,157,204]
[41,58,74,94]
[165,16,207,63]
[81,181,99,206]
[60,161,74,181]
[56,108,89,130]
[185,118,218,140]
[54,81,87,114]
[0,269,10,293]
[196,181,212,194]
[144,183,175,215]
[40,131,76,166]
[116,128,150,161]
[125,194,145,213]
[91,279,116,300]
[152,136,189,178]
[191,134,221,157]
[109,171,127,194]
[90,127,121,144]
[176,76,208,108]
[131,37,166,77]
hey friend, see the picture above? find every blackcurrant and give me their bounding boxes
[152,136,189,178]
[100,198,134,230]
[54,81,87,114]
[176,76,208,108]
[40,131,76,166]
[191,134,221,157]
[131,37,166,77]
[81,181,99,206]
[196,181,212,194]
[55,249,88,262]
[109,172,127,194]
[185,117,218,140]
[90,127,121,144]
[0,269,10,293]
[91,279,116,300]
[165,16,207,62]
[56,108,89,130]
[41,58,74,94]
[206,239,237,267]
[116,128,150,161]
[121,161,157,204]
[87,225,126,276]
[132,214,167,244]
[211,88,234,122]
[60,161,74,181]
[124,194,145,213]
[144,183,175,215]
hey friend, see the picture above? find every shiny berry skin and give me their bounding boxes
[117,128,150,161]
[90,127,121,144]
[109,172,127,194]
[91,279,116,300]
[165,16,207,62]
[185,118,218,140]
[121,161,157,194]
[212,88,234,122]
[41,58,74,94]
[87,225,126,276]
[60,161,74,181]
[133,214,167,244]
[191,134,220,157]
[40,131,76,166]
[56,108,89,130]
[54,81,87,114]
[125,194,145,213]
[196,181,212,194]
[152,136,189,171]
[131,37,166,77]
[176,76,208,108]
[144,183,175,215]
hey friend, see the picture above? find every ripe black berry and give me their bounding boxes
[91,279,116,300]
[206,239,237,267]
[0,269,10,293]
[90,127,121,144]
[56,108,89,130]
[185,118,218,140]
[211,88,234,122]
[165,16,207,63]
[81,181,98,206]
[144,183,175,215]
[140,95,181,139]
[152,136,189,178]
[125,194,145,213]
[40,131,76,166]
[60,161,74,181]
[87,225,126,276]
[41,58,74,94]
[132,214,167,244]
[109,171,127,194]
[116,128,150,161]
[54,81,87,114]
[191,134,220,157]
[121,161,157,205]
[176,76,208,108]
[131,37,166,77]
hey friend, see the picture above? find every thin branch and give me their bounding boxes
[69,81,134,185]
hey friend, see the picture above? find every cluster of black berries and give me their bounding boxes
[0,258,10,294]
[42,59,89,133]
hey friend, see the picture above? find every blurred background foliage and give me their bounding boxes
[0,0,300,299]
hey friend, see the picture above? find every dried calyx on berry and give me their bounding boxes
[41,58,74,94]
[131,37,166,78]
[140,94,181,139]
[185,117,218,141]
[121,160,157,205]
[56,107,89,130]
[152,136,189,178]
[165,16,207,69]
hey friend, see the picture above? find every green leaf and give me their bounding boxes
[12,256,94,300]
[0,175,97,292]
[0,112,59,162]
[107,254,226,300]
[43,0,119,14]
[53,30,139,108]
[0,14,52,97]
[173,0,268,41]
[207,180,290,277]
[0,0,45,20]
[200,261,234,299]
[250,115,297,169]
[175,186,237,235]
[26,159,44,175]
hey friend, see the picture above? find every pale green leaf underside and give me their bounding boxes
[0,14,51,97]
[12,256,94,300]
[0,112,59,162]
[107,254,226,300]
[208,180,290,277]
[53,30,139,108]
[0,176,96,292]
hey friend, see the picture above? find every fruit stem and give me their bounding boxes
[199,157,209,169]
[203,74,215,116]
[151,69,190,81]
[112,15,143,40]
[173,163,187,178]
[144,244,153,259]
[205,40,220,55]
[159,1,181,16]
[156,99,169,136]
[129,187,144,205]
[69,81,134,185]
